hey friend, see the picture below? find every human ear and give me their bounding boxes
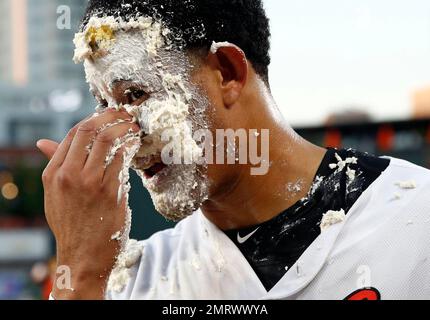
[207,44,248,108]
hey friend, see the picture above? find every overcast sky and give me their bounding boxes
[265,0,430,126]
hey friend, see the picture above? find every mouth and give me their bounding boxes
[143,162,168,179]
[133,155,168,179]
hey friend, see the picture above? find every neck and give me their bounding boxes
[201,86,327,230]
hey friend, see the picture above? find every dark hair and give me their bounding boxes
[82,0,271,82]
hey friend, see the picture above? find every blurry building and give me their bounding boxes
[413,87,430,119]
[0,0,12,84]
[0,0,94,300]
[0,0,93,148]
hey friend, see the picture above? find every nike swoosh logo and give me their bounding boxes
[237,227,260,244]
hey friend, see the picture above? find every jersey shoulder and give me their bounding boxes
[359,156,430,230]
[383,157,430,195]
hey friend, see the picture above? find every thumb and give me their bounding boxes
[37,139,59,160]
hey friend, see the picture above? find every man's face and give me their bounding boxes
[82,24,215,221]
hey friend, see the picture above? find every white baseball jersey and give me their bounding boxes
[108,157,430,300]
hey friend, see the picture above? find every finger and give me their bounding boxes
[83,122,140,182]
[63,111,134,170]
[46,116,92,169]
[102,145,135,204]
[37,140,59,160]
[102,145,126,201]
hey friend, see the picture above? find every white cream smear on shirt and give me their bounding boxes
[320,209,346,232]
[73,16,211,293]
[395,180,417,190]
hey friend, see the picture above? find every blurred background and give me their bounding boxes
[0,0,429,299]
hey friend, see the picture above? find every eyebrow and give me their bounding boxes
[109,78,128,88]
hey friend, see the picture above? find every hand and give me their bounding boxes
[37,110,140,300]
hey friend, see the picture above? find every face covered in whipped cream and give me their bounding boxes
[74,16,210,221]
